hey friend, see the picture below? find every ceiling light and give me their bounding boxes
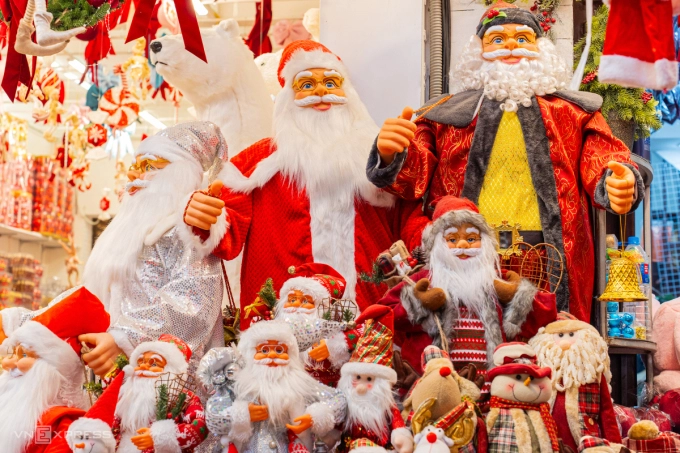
[68,59,87,73]
[64,72,79,80]
[192,0,208,16]
[139,110,167,130]
[50,61,60,68]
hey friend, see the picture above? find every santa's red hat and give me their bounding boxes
[341,305,397,384]
[277,40,346,88]
[487,342,552,381]
[11,287,109,383]
[128,334,192,375]
[66,372,124,452]
[279,263,346,305]
[421,196,494,253]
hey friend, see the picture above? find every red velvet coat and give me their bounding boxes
[366,92,643,322]
[205,138,423,328]
[340,405,405,452]
[26,406,86,453]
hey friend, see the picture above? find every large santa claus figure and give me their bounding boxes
[275,262,360,387]
[379,196,555,403]
[0,122,228,377]
[529,313,622,451]
[0,288,110,453]
[366,1,643,322]
[182,40,420,328]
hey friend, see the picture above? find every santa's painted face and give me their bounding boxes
[482,23,539,65]
[350,373,376,396]
[126,154,170,195]
[293,68,347,111]
[253,340,290,367]
[134,351,168,378]
[284,290,316,310]
[490,373,551,403]
[552,330,581,351]
[1,344,37,375]
[444,222,482,260]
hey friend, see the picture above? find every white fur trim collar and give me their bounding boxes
[175,192,230,259]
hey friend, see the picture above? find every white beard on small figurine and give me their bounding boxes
[428,230,499,318]
[452,35,570,112]
[83,158,203,306]
[0,360,67,453]
[337,372,395,438]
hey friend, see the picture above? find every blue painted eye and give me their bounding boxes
[493,37,503,44]
[518,37,527,43]
[325,81,336,88]
[302,82,313,90]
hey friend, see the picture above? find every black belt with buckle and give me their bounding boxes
[519,230,544,246]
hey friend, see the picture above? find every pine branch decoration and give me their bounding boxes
[359,262,386,285]
[574,5,661,138]
[258,278,278,310]
[156,384,169,421]
[170,392,188,420]
[47,0,122,32]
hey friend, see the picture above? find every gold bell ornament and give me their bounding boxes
[599,216,648,302]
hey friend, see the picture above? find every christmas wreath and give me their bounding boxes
[46,0,125,31]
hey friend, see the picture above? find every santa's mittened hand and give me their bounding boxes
[308,339,330,362]
[377,107,417,165]
[494,278,519,305]
[131,428,154,449]
[286,414,313,434]
[606,161,636,214]
[414,278,447,311]
[249,403,269,422]
[184,181,226,230]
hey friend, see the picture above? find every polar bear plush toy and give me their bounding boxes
[150,19,273,156]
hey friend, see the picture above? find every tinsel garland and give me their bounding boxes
[574,5,661,137]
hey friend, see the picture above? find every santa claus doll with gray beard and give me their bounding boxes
[275,262,361,387]
[378,196,556,406]
[529,313,622,452]
[367,1,644,325]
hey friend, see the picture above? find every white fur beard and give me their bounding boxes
[0,360,64,453]
[115,375,159,433]
[452,36,571,112]
[82,160,202,305]
[271,83,380,205]
[428,234,499,318]
[235,359,321,428]
[532,333,610,391]
[337,373,394,436]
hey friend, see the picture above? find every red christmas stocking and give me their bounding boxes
[599,0,678,90]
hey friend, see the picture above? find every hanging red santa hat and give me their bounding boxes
[10,287,110,385]
[341,305,397,384]
[421,196,495,254]
[487,342,552,382]
[65,372,125,453]
[279,262,347,305]
[126,334,192,376]
[277,40,347,88]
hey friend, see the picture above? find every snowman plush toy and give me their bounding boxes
[413,426,454,453]
[487,343,561,453]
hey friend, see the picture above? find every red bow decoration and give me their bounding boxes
[0,0,37,101]
[126,0,206,61]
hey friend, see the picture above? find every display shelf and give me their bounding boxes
[0,224,65,248]
[607,338,657,355]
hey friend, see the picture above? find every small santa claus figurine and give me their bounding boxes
[379,196,556,401]
[487,342,560,453]
[112,334,208,452]
[338,305,414,453]
[529,313,622,451]
[66,373,125,453]
[227,320,347,453]
[0,287,110,453]
[276,262,361,386]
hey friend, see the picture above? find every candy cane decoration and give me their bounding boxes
[99,66,140,129]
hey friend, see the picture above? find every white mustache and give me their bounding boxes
[135,370,163,377]
[482,48,541,59]
[448,248,483,257]
[255,358,289,366]
[294,94,348,107]
[8,368,23,378]
[281,306,316,315]
[125,179,150,192]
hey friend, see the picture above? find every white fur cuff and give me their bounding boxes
[229,400,254,445]
[150,419,181,453]
[307,402,335,437]
[175,192,230,259]
[391,427,414,453]
[325,332,351,368]
[108,327,136,358]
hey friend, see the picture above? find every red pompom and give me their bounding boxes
[427,433,438,444]
[439,367,452,377]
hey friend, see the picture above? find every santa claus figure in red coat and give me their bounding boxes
[378,196,556,404]
[366,1,643,323]
[275,263,361,387]
[182,40,420,328]
[0,287,110,453]
[338,305,414,453]
[529,313,622,451]
[111,334,208,452]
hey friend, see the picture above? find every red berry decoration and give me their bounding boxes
[551,17,556,23]
[641,92,653,104]
[530,4,537,11]
[542,11,548,16]
[487,9,500,18]
[581,71,597,85]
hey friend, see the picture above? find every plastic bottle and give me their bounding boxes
[605,234,619,282]
[625,236,649,335]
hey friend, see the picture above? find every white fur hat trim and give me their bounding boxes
[278,277,330,305]
[341,361,397,385]
[129,341,188,375]
[238,321,299,360]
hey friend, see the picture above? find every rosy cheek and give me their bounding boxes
[507,384,515,390]
[367,384,373,390]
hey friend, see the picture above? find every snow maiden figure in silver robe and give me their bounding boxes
[225,321,347,453]
[0,121,230,377]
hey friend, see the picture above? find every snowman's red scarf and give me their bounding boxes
[490,396,560,452]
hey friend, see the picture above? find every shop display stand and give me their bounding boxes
[595,154,655,406]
